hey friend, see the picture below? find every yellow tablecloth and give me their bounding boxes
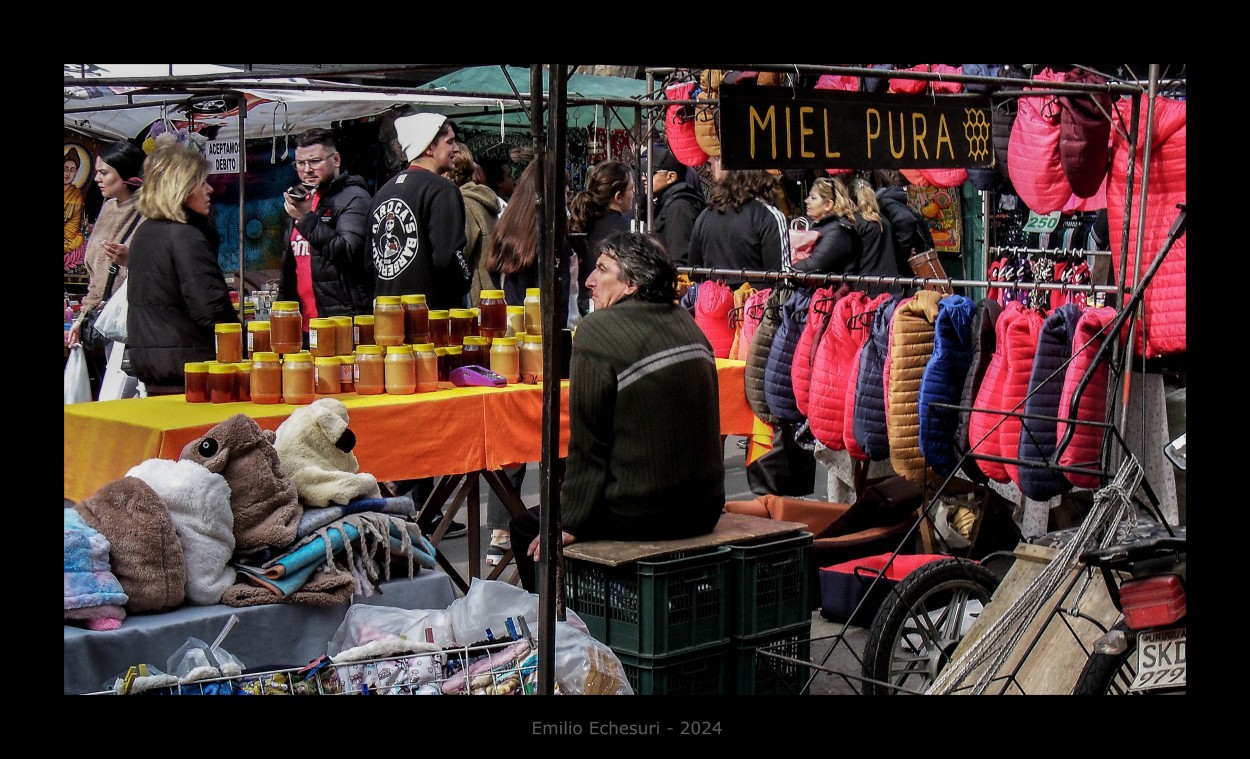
[64,359,752,502]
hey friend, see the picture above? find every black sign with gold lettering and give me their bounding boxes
[718,83,993,170]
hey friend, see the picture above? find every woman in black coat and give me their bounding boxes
[127,145,239,395]
[792,176,861,276]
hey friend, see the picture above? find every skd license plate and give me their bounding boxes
[1129,627,1186,691]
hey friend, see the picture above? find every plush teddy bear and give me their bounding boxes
[273,398,382,508]
[179,414,302,557]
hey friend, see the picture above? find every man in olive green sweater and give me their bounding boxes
[510,232,724,592]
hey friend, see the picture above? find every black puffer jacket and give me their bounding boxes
[652,181,705,266]
[793,215,860,275]
[127,213,239,392]
[280,172,374,317]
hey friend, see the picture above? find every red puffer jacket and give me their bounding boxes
[967,302,1043,484]
[808,291,875,450]
[1058,306,1118,488]
[1008,67,1074,214]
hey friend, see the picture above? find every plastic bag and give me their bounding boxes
[327,603,456,656]
[94,278,128,343]
[446,578,589,644]
[64,345,92,404]
[167,636,245,682]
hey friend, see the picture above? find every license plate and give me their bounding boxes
[1128,627,1186,691]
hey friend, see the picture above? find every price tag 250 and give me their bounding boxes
[1023,211,1062,234]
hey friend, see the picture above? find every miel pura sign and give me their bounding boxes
[717,84,993,171]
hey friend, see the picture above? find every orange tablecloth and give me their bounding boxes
[64,359,752,503]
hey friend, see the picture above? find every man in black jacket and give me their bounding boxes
[280,128,374,335]
[648,145,705,266]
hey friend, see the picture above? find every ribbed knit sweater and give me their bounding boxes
[560,297,725,534]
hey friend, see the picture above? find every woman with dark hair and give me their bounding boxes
[567,159,634,317]
[126,145,239,395]
[686,162,788,289]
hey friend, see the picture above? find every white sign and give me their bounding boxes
[207,139,242,175]
[1022,210,1062,234]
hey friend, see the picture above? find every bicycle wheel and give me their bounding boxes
[1072,624,1185,695]
[861,558,999,695]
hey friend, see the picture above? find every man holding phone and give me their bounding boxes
[279,128,374,338]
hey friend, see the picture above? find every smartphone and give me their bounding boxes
[287,184,311,201]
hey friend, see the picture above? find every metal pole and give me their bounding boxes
[234,92,246,311]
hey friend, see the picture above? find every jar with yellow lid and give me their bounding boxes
[250,352,282,404]
[428,310,450,347]
[314,356,341,394]
[435,346,448,382]
[520,333,544,382]
[332,316,355,356]
[282,351,315,405]
[402,294,430,345]
[354,344,385,395]
[353,314,375,347]
[247,320,271,355]
[308,318,338,358]
[215,322,243,364]
[461,335,489,368]
[523,287,541,335]
[505,305,525,338]
[270,301,303,355]
[184,361,210,403]
[413,343,439,393]
[444,345,464,376]
[477,289,507,340]
[384,344,416,395]
[374,295,406,346]
[490,336,520,384]
[209,362,237,404]
[449,308,476,347]
[338,353,355,393]
[233,360,252,402]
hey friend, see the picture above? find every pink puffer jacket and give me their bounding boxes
[808,291,874,450]
[1057,306,1118,487]
[1008,67,1074,214]
[967,303,1043,484]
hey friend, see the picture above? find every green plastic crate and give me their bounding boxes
[617,642,729,696]
[730,621,812,695]
[728,532,813,637]
[564,546,731,656]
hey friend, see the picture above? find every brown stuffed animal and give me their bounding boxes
[180,414,302,557]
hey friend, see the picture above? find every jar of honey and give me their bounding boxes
[234,360,252,402]
[354,345,385,395]
[477,289,508,340]
[444,345,464,377]
[384,344,417,395]
[314,356,341,394]
[353,314,375,347]
[520,334,544,382]
[402,294,430,345]
[489,336,520,384]
[209,362,237,403]
[184,361,210,403]
[339,353,355,393]
[506,305,525,338]
[308,318,338,358]
[374,295,406,346]
[460,335,489,369]
[282,351,315,405]
[428,310,450,347]
[215,322,243,364]
[247,320,271,355]
[435,347,448,382]
[523,287,542,335]
[449,308,476,347]
[413,343,439,393]
[270,301,303,355]
[332,316,355,356]
[250,352,282,404]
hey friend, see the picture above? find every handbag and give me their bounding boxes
[788,218,820,266]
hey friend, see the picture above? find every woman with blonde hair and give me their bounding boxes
[791,176,861,275]
[847,177,903,295]
[126,145,239,395]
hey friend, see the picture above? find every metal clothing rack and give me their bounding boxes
[676,266,1123,296]
[988,245,1112,258]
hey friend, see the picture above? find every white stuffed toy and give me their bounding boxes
[274,398,382,508]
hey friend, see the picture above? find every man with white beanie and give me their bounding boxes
[369,112,471,311]
[370,112,473,538]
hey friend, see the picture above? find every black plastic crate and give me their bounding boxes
[730,621,812,695]
[564,546,730,656]
[728,531,813,637]
[617,642,729,696]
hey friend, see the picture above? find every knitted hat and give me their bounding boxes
[128,458,237,606]
[74,477,187,614]
[395,113,448,164]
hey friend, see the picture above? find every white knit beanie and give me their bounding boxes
[395,113,448,164]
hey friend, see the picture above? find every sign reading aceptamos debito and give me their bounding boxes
[718,84,993,171]
[207,139,242,175]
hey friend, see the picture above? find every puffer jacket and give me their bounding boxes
[694,280,737,358]
[1059,69,1112,199]
[736,287,770,362]
[967,303,1044,484]
[280,172,374,318]
[1008,67,1074,214]
[764,288,813,424]
[1107,95,1186,359]
[887,291,944,483]
[851,294,902,461]
[954,298,1005,483]
[1017,303,1084,499]
[792,286,839,419]
[665,80,709,168]
[918,294,977,478]
[745,284,795,425]
[727,283,756,361]
[807,291,871,450]
[1058,306,1118,488]
[127,213,240,393]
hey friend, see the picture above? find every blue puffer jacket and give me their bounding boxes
[764,288,813,424]
[1017,303,1084,500]
[918,295,977,477]
[954,298,1005,483]
[851,294,901,461]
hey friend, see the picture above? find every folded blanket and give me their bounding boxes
[295,495,417,541]
[64,509,128,630]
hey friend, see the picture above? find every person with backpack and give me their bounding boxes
[648,145,705,265]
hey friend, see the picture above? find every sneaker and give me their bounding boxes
[486,533,512,566]
[422,515,468,539]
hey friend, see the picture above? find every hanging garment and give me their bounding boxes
[1008,67,1075,214]
[792,285,839,419]
[954,298,1005,483]
[918,294,977,478]
[1017,303,1085,499]
[1058,306,1118,488]
[967,302,1044,484]
[851,294,902,461]
[726,282,756,361]
[1059,68,1113,199]
[745,284,795,425]
[887,290,944,484]
[694,279,737,358]
[1106,95,1186,359]
[808,291,873,450]
[694,69,725,157]
[764,288,813,425]
[737,287,771,361]
[665,79,709,168]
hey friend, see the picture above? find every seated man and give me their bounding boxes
[510,231,725,592]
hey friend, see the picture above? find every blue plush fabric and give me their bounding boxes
[64,509,128,610]
[764,288,813,425]
[851,295,901,461]
[1018,303,1084,500]
[918,295,977,476]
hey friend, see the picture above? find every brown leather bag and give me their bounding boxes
[907,249,952,295]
